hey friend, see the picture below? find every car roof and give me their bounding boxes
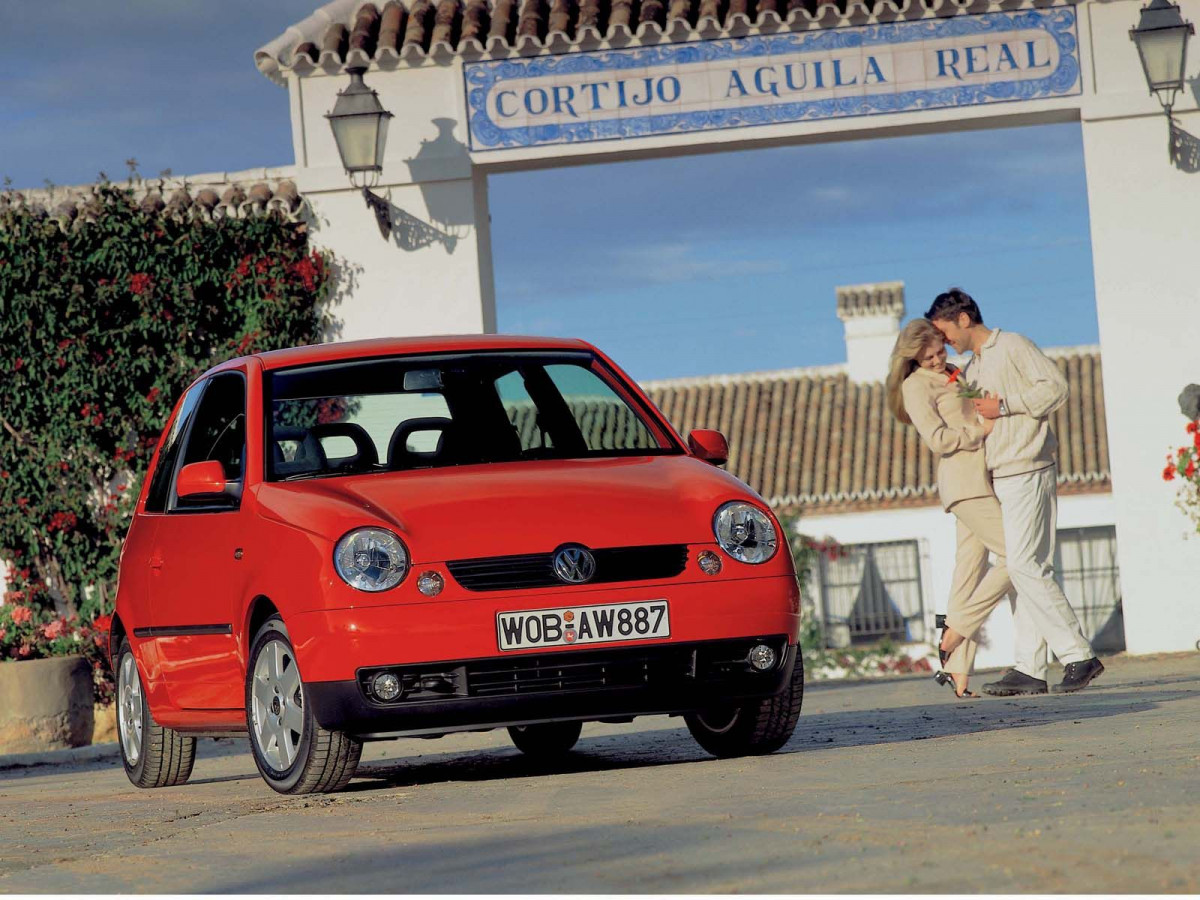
[222,334,597,373]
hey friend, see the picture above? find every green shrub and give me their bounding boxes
[0,182,332,629]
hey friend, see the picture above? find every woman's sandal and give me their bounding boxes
[934,670,982,699]
[936,614,951,665]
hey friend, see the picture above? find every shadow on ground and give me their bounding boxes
[341,675,1196,794]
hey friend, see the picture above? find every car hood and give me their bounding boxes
[256,455,764,562]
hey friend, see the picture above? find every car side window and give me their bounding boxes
[144,384,205,513]
[171,373,246,511]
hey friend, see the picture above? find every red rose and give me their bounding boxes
[92,614,113,633]
[1164,465,1177,481]
[1194,432,1200,451]
[946,369,960,385]
[1188,421,1198,434]
[1187,460,1196,478]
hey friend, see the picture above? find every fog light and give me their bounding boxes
[748,644,777,671]
[372,672,402,701]
[417,570,444,596]
[697,550,722,575]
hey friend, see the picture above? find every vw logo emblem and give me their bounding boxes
[553,546,596,584]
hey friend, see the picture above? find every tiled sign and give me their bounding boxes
[465,8,1080,150]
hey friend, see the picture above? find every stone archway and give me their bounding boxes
[255,0,1200,655]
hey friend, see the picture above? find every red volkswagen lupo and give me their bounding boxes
[111,336,802,794]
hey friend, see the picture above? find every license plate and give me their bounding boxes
[496,600,670,651]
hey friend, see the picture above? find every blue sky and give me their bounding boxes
[0,2,1098,382]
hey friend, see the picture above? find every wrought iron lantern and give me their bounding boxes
[1130,0,1194,114]
[326,67,395,238]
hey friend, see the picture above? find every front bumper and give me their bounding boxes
[307,637,799,740]
[287,573,801,682]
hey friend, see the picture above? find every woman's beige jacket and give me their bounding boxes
[900,367,992,511]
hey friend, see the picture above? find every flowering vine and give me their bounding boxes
[0,181,333,648]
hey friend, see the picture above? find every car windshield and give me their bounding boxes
[264,351,681,481]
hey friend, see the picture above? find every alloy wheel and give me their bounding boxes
[118,653,144,765]
[251,638,305,771]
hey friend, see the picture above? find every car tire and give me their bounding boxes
[115,640,196,789]
[507,721,583,759]
[246,615,362,795]
[685,650,804,758]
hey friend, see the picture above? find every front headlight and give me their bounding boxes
[713,501,778,564]
[334,527,409,592]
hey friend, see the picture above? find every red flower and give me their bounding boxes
[57,339,72,350]
[1194,432,1200,451]
[1164,465,1177,481]
[945,368,960,385]
[1187,460,1196,478]
[47,511,77,533]
[92,614,113,633]
[0,627,6,642]
[17,643,32,658]
[11,605,32,625]
[15,497,28,509]
[13,358,23,371]
[129,272,152,295]
[145,386,161,404]
[1188,421,1198,434]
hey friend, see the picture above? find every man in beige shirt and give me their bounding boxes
[926,289,1104,695]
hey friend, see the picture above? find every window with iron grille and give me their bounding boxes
[818,540,925,647]
[1055,526,1124,652]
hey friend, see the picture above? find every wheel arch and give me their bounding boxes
[243,595,282,662]
[109,612,128,666]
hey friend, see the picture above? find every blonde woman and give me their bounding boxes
[885,319,1012,698]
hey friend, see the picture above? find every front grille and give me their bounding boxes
[446,544,689,592]
[357,638,787,704]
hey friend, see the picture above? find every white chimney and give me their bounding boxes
[836,281,905,384]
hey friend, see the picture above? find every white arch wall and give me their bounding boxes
[1080,1,1200,654]
[284,0,1200,654]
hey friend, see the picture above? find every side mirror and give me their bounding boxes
[688,429,728,466]
[176,460,229,499]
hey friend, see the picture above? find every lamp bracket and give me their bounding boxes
[362,186,393,240]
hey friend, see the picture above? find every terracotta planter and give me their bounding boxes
[0,656,94,754]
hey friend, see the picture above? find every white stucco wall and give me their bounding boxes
[1079,0,1200,654]
[288,64,495,340]
[798,491,1116,670]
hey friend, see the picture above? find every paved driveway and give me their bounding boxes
[1,653,1197,893]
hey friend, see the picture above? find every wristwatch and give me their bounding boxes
[998,398,1008,417]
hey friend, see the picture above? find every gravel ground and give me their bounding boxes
[1,652,1197,894]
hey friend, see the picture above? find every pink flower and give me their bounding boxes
[10,605,32,625]
[0,627,6,641]
[41,619,66,640]
[17,642,32,658]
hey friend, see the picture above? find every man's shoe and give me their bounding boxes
[981,669,1048,696]
[1052,657,1105,693]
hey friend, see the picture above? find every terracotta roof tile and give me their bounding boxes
[255,0,1066,83]
[1,170,307,232]
[640,346,1110,514]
